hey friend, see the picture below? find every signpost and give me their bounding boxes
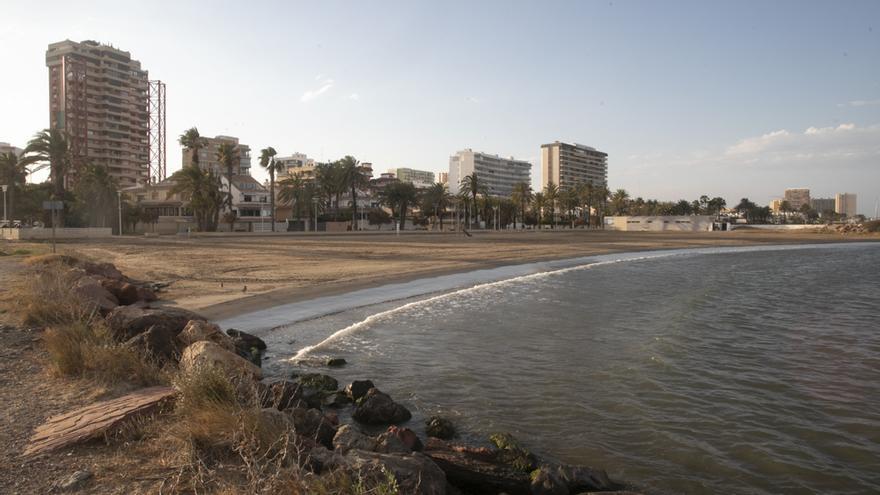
[1,185,7,224]
[42,200,63,253]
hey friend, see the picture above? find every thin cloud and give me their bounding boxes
[837,99,880,108]
[348,93,360,100]
[302,78,334,102]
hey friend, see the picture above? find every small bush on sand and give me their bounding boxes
[43,319,166,386]
[19,261,94,327]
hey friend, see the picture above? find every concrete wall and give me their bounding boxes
[2,227,113,240]
[604,216,714,232]
[731,224,819,230]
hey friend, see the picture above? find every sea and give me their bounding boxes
[220,242,880,494]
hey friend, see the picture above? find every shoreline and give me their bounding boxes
[197,234,880,322]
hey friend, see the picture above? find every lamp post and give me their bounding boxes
[313,197,318,233]
[1,185,7,224]
[117,190,123,236]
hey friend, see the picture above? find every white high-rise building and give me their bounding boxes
[541,141,608,191]
[448,149,531,198]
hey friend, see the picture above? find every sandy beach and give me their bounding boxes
[4,229,876,322]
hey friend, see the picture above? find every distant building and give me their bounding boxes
[541,141,608,191]
[391,167,435,188]
[46,39,152,187]
[182,135,252,176]
[0,142,23,157]
[448,149,531,198]
[276,153,316,180]
[835,193,857,218]
[810,198,836,216]
[437,172,448,185]
[783,188,811,211]
[605,215,715,232]
[770,199,783,214]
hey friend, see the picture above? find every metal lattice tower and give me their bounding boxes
[148,80,166,183]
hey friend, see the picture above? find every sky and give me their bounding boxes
[1,0,878,214]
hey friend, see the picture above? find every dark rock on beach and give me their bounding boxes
[226,328,267,350]
[345,379,375,401]
[125,325,180,363]
[326,357,347,367]
[287,407,337,449]
[105,305,206,341]
[426,416,456,440]
[352,388,412,425]
[298,373,339,392]
[424,437,531,494]
[322,391,352,408]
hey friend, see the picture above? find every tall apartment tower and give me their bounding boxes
[46,40,153,188]
[541,141,608,191]
[835,193,857,218]
[783,188,811,210]
[181,135,252,177]
[448,149,531,198]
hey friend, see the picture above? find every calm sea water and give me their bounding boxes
[259,243,880,494]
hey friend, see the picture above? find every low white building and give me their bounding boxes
[604,215,715,232]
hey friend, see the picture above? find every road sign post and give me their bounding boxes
[43,200,63,253]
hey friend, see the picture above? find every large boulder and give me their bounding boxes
[179,341,262,380]
[346,379,375,401]
[545,463,619,493]
[72,277,119,314]
[178,320,236,351]
[226,328,267,351]
[298,373,338,392]
[489,432,537,473]
[287,407,337,449]
[105,305,206,341]
[100,280,156,306]
[125,325,180,363]
[352,388,412,425]
[424,438,530,495]
[343,450,447,495]
[426,416,456,440]
[333,424,379,454]
[383,426,423,452]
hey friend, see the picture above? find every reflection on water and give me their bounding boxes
[260,243,880,495]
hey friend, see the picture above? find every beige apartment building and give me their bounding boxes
[391,167,435,188]
[46,40,151,188]
[783,188,811,210]
[541,141,608,191]
[835,193,857,218]
[0,142,23,157]
[182,135,252,176]
[810,197,836,216]
[448,149,531,197]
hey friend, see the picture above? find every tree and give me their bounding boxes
[368,208,392,229]
[278,173,315,220]
[339,156,368,230]
[169,166,226,231]
[422,182,451,230]
[707,197,726,216]
[576,182,595,228]
[531,192,546,227]
[74,164,118,227]
[24,129,71,226]
[316,161,346,220]
[460,173,482,228]
[543,182,559,228]
[559,188,579,228]
[511,182,532,229]
[259,147,280,231]
[216,142,239,230]
[179,127,206,168]
[381,181,418,231]
[0,151,36,222]
[610,188,630,216]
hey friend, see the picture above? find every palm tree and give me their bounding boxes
[460,173,482,227]
[216,142,239,230]
[611,188,630,216]
[74,164,118,227]
[24,129,70,225]
[339,156,367,230]
[259,147,280,231]
[559,188,579,228]
[511,182,532,229]
[0,151,36,222]
[315,161,346,220]
[531,192,546,227]
[577,182,595,228]
[178,127,206,169]
[422,182,451,230]
[381,181,418,231]
[169,166,226,231]
[543,182,559,228]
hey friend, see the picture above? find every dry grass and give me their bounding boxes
[18,261,95,327]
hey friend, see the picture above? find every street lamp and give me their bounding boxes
[312,197,319,233]
[117,190,123,235]
[1,185,7,224]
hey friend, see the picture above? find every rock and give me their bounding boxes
[257,407,293,436]
[489,432,537,472]
[326,357,347,367]
[105,305,206,341]
[51,470,93,492]
[298,373,338,392]
[125,325,180,363]
[352,388,412,425]
[136,286,157,302]
[178,320,236,351]
[530,465,568,495]
[179,341,262,380]
[287,407,337,449]
[424,438,530,495]
[333,424,380,454]
[344,449,447,495]
[376,430,411,454]
[116,282,142,306]
[346,379,375,401]
[426,416,456,440]
[386,426,424,452]
[322,391,352,408]
[72,276,119,314]
[553,464,619,493]
[226,328,267,350]
[81,260,125,281]
[306,444,347,473]
[265,380,304,410]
